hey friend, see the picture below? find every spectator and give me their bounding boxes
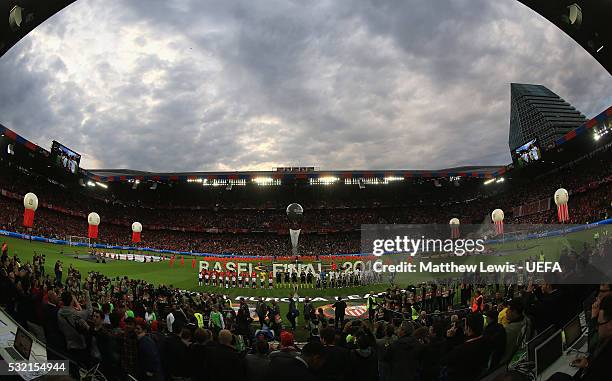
[134,318,163,381]
[562,294,612,381]
[318,326,349,381]
[482,309,507,368]
[444,313,489,381]
[188,328,214,381]
[162,327,192,379]
[375,322,396,381]
[57,289,92,369]
[501,300,527,365]
[207,329,247,381]
[42,290,65,359]
[246,336,271,381]
[267,341,324,381]
[269,331,299,360]
[347,330,378,381]
[383,320,422,381]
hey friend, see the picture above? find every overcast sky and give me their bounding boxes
[0,0,610,172]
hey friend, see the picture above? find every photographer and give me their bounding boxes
[57,289,92,372]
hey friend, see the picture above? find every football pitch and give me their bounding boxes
[2,224,608,298]
[2,225,608,341]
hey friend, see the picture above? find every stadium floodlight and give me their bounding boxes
[496,177,505,183]
[567,4,582,27]
[95,182,108,189]
[319,176,339,185]
[560,4,582,29]
[384,176,403,182]
[203,179,228,187]
[484,178,495,185]
[9,6,23,31]
[252,177,275,186]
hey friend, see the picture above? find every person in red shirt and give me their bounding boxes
[471,290,484,313]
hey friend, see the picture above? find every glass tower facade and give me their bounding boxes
[509,83,586,151]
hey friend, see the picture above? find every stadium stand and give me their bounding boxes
[1,249,611,380]
[0,124,610,380]
[1,2,611,379]
[0,125,609,380]
[0,142,609,255]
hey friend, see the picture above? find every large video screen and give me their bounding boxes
[512,139,541,167]
[51,141,81,174]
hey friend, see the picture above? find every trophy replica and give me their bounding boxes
[286,203,303,257]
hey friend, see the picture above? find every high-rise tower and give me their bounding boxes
[509,83,586,151]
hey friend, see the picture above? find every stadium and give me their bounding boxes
[0,1,611,381]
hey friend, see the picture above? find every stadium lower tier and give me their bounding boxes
[1,238,611,381]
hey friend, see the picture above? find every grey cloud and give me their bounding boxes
[0,0,610,172]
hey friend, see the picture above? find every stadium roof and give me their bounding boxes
[2,104,610,184]
[84,166,509,183]
[0,1,77,57]
[517,1,611,74]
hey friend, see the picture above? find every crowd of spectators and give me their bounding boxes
[0,144,609,255]
[2,247,611,381]
[0,185,608,255]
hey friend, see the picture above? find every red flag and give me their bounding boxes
[23,209,35,227]
[88,225,98,239]
[132,231,141,243]
[450,226,460,239]
[557,203,570,223]
[494,221,504,235]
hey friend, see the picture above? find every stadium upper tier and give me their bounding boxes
[0,143,609,255]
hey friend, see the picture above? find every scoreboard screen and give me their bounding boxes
[51,141,81,174]
[512,139,542,167]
